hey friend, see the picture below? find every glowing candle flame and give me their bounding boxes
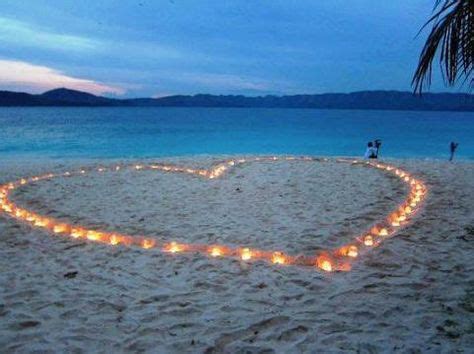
[165,241,181,253]
[379,228,388,236]
[272,252,286,264]
[15,209,26,218]
[317,256,333,272]
[86,230,102,241]
[364,235,374,246]
[53,224,68,234]
[347,245,358,258]
[34,218,50,227]
[321,260,332,272]
[71,228,85,238]
[210,246,222,257]
[389,213,401,227]
[142,239,155,249]
[240,248,252,261]
[110,234,120,245]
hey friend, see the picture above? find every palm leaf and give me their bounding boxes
[412,0,473,93]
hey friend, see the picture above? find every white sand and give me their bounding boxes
[0,157,473,352]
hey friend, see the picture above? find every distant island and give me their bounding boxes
[0,88,473,111]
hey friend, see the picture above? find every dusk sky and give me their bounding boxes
[0,0,462,97]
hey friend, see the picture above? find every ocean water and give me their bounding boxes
[0,107,473,160]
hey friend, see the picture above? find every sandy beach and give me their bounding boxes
[0,156,473,353]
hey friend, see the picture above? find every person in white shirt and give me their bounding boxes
[364,141,378,159]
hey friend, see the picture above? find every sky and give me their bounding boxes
[0,0,464,97]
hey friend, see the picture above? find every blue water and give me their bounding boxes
[0,107,473,160]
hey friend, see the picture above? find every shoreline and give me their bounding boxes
[2,105,474,113]
[1,153,473,167]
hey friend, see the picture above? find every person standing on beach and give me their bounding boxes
[374,139,382,158]
[449,142,459,161]
[364,142,378,159]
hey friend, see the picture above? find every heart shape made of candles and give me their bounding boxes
[0,156,427,272]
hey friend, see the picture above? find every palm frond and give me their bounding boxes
[412,0,473,93]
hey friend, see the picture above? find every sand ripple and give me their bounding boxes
[0,157,473,352]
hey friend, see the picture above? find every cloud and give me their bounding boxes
[152,91,175,98]
[0,59,125,95]
[177,73,272,91]
[0,17,97,52]
[163,72,299,95]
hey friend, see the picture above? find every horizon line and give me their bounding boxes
[2,87,473,100]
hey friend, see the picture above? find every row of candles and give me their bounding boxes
[0,156,426,272]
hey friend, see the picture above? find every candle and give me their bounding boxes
[347,245,358,258]
[241,248,252,260]
[110,234,120,245]
[210,246,222,257]
[272,252,286,264]
[142,239,155,249]
[165,241,181,253]
[317,256,333,272]
[364,235,374,246]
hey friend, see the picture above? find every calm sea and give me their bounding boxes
[0,107,473,160]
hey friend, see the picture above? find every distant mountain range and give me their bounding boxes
[0,88,473,111]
